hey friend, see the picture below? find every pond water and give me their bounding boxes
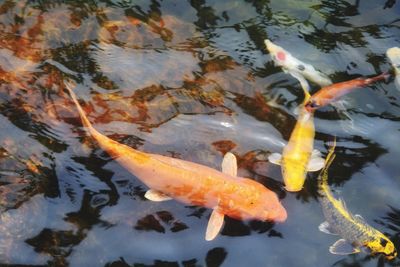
[0,0,399,266]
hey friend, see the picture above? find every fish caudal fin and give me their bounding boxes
[205,208,225,241]
[329,239,360,255]
[221,152,237,177]
[321,138,337,173]
[64,82,91,128]
[307,157,325,172]
[64,81,101,139]
[64,82,125,158]
[288,71,311,102]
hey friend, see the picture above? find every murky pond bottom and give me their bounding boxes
[0,1,399,266]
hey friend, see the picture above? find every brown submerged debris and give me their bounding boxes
[212,140,237,155]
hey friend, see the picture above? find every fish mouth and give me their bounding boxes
[264,39,279,54]
[385,251,397,260]
[304,104,314,113]
[273,207,288,222]
[276,212,287,222]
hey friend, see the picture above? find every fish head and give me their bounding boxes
[264,39,288,66]
[251,181,288,222]
[365,235,397,260]
[304,98,321,112]
[252,189,287,222]
[258,188,287,222]
[222,180,287,222]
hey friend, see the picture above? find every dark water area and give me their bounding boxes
[0,0,399,266]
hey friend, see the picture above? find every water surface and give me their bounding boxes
[0,1,399,266]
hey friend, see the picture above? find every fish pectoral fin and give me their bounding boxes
[144,189,172,202]
[307,156,325,172]
[268,153,282,165]
[329,239,360,255]
[221,152,237,177]
[312,149,322,158]
[205,208,225,241]
[318,221,338,235]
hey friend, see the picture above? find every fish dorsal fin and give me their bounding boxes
[221,152,237,177]
[205,208,225,241]
[338,198,349,212]
[268,153,282,165]
[307,156,325,172]
[144,189,172,201]
[329,239,360,255]
[318,221,338,235]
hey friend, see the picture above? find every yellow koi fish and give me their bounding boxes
[268,73,325,191]
[318,140,397,259]
[65,82,287,241]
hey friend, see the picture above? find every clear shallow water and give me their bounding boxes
[0,0,399,266]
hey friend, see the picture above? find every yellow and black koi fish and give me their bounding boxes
[318,140,397,259]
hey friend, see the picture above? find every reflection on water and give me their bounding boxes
[0,0,399,266]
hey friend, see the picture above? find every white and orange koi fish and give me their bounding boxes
[264,39,332,87]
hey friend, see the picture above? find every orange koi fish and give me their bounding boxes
[305,72,389,112]
[65,82,287,241]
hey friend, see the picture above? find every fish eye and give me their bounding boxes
[297,64,305,71]
[380,238,388,247]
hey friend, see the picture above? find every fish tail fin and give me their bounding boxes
[318,137,337,187]
[377,71,391,82]
[288,71,311,102]
[365,71,391,84]
[325,137,337,166]
[64,82,96,134]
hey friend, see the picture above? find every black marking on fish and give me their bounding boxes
[297,64,305,71]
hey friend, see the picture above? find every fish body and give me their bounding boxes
[65,83,287,240]
[305,72,389,112]
[268,74,324,192]
[264,39,332,87]
[386,47,400,90]
[278,106,316,192]
[318,142,397,259]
